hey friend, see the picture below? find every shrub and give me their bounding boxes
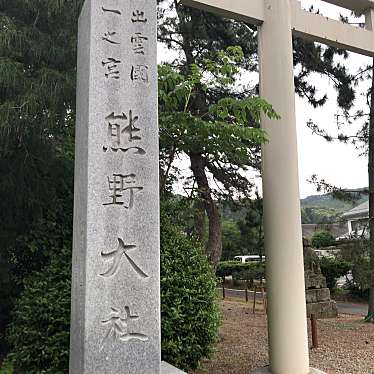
[6,218,220,373]
[6,249,71,374]
[311,230,336,248]
[216,261,265,282]
[351,256,371,296]
[319,257,351,290]
[161,221,220,371]
[0,356,14,373]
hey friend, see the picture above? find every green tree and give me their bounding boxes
[221,219,242,260]
[301,206,341,224]
[319,257,351,291]
[311,230,336,248]
[237,196,264,259]
[0,0,80,247]
[158,51,277,265]
[0,0,82,352]
[157,1,354,266]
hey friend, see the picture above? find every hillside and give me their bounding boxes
[221,190,368,225]
[301,190,367,213]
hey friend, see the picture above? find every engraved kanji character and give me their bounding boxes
[102,6,121,15]
[102,57,121,79]
[122,110,141,142]
[131,65,149,83]
[102,111,146,154]
[103,173,143,208]
[102,31,120,45]
[131,33,148,55]
[100,237,149,278]
[131,10,147,23]
[101,306,148,350]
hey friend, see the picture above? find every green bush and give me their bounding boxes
[6,219,220,373]
[6,249,71,374]
[0,356,14,373]
[161,221,220,371]
[351,256,371,296]
[216,261,265,281]
[319,257,351,290]
[337,239,371,298]
[311,230,336,248]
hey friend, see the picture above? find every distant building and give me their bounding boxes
[342,200,369,238]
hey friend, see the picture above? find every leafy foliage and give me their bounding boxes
[311,230,336,248]
[319,257,351,291]
[216,261,265,282]
[237,197,264,257]
[158,50,276,200]
[221,219,242,260]
[339,240,373,297]
[160,209,220,371]
[6,249,71,374]
[0,0,80,247]
[159,47,277,265]
[300,190,367,211]
[0,0,79,352]
[5,201,220,373]
[301,207,341,224]
[0,357,13,374]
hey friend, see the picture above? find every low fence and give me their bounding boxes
[217,285,267,314]
[217,285,321,348]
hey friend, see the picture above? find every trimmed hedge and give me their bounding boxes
[6,249,71,374]
[161,222,220,371]
[6,224,220,373]
[216,261,265,281]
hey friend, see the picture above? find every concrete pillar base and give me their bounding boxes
[161,361,186,373]
[250,367,326,374]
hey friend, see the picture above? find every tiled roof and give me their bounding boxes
[342,200,369,220]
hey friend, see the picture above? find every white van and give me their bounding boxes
[234,255,265,263]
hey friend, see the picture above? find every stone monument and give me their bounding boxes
[70,1,184,373]
[304,239,338,319]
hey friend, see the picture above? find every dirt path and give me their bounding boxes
[193,300,374,374]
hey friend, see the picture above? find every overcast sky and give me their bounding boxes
[296,0,371,197]
[158,1,372,199]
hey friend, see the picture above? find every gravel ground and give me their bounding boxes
[193,300,374,374]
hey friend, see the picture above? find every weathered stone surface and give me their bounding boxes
[305,270,327,289]
[70,1,160,373]
[161,361,186,374]
[307,301,338,319]
[306,288,331,304]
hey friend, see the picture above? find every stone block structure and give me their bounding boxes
[304,239,338,319]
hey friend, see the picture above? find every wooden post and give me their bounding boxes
[261,287,266,314]
[245,287,249,303]
[253,286,257,314]
[311,314,319,349]
[222,278,226,300]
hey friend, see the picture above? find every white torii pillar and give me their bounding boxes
[258,1,309,373]
[180,1,374,373]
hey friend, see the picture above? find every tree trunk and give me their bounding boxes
[193,198,206,243]
[368,60,374,319]
[190,153,223,267]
